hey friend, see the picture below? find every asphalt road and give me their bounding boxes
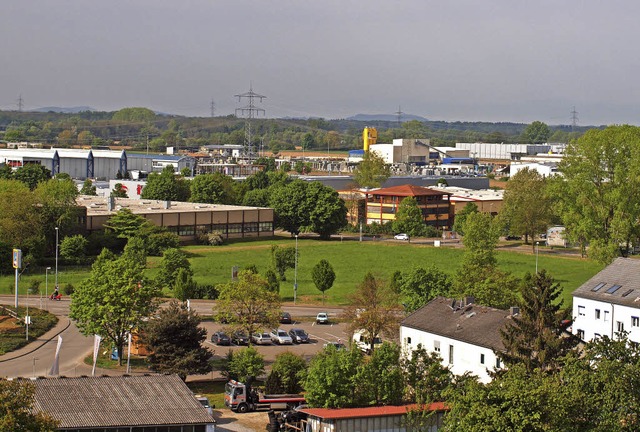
[0,296,348,379]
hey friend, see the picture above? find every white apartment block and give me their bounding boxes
[572,258,640,344]
[400,297,513,383]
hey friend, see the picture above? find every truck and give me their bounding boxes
[224,380,306,413]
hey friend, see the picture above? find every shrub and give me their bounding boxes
[198,231,225,246]
[60,235,89,265]
[146,232,180,256]
[63,283,74,296]
[28,280,41,295]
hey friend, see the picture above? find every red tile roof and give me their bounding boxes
[300,402,448,420]
[369,184,449,197]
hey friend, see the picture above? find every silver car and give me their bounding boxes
[251,332,272,345]
[270,328,293,345]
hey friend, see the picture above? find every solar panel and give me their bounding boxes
[606,284,622,294]
[592,282,606,292]
[622,289,634,297]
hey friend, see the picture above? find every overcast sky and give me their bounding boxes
[2,1,639,125]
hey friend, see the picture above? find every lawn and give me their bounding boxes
[1,237,603,307]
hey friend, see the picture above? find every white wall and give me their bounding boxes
[572,296,640,344]
[400,326,502,383]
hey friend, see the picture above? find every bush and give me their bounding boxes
[28,280,41,295]
[86,230,125,255]
[60,235,89,265]
[198,231,225,246]
[63,283,74,296]
[146,232,180,256]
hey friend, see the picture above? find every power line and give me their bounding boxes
[17,94,24,112]
[210,98,215,118]
[395,105,404,126]
[570,106,579,132]
[235,83,266,160]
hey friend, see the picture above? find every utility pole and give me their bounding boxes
[570,106,579,132]
[395,105,404,126]
[210,98,216,118]
[17,94,24,112]
[235,84,266,162]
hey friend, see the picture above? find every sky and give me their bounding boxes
[2,1,639,125]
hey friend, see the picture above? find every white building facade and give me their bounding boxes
[572,258,640,344]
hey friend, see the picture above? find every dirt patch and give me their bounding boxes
[214,409,269,431]
[0,316,19,331]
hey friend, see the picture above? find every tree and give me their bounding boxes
[34,177,80,256]
[0,380,58,431]
[392,197,425,238]
[522,121,551,144]
[70,246,160,365]
[0,163,13,180]
[557,125,640,263]
[357,342,404,405]
[173,268,199,301]
[13,164,51,190]
[79,178,97,195]
[311,259,335,304]
[353,151,391,188]
[141,165,190,202]
[452,202,478,236]
[226,346,265,383]
[270,245,296,281]
[266,352,308,394]
[111,183,128,198]
[304,345,364,408]
[143,300,212,380]
[402,343,455,404]
[264,268,280,293]
[189,172,235,204]
[59,234,89,264]
[156,248,192,288]
[216,270,281,339]
[0,179,42,251]
[104,209,151,239]
[112,107,156,122]
[397,266,453,312]
[501,168,553,248]
[302,132,315,150]
[460,211,501,268]
[343,273,400,354]
[305,181,347,238]
[499,270,574,373]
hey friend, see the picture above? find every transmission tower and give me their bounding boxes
[395,105,404,126]
[235,84,266,161]
[17,94,23,112]
[210,98,216,117]
[570,106,579,132]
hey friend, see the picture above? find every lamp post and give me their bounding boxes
[294,234,298,305]
[535,241,540,274]
[54,227,59,291]
[45,267,51,307]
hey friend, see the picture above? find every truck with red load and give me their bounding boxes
[224,380,306,413]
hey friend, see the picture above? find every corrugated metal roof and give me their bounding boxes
[31,375,215,428]
[401,297,510,351]
[572,258,640,307]
[0,148,57,159]
[300,402,447,420]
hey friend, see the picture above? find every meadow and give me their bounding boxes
[2,237,604,307]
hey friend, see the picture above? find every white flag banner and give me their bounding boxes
[92,335,102,376]
[126,332,132,374]
[49,335,63,376]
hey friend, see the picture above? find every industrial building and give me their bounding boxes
[456,142,553,160]
[79,195,274,241]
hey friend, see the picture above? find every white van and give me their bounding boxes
[352,330,383,354]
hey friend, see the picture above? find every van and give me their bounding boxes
[352,330,383,354]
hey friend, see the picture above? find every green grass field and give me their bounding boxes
[1,237,604,307]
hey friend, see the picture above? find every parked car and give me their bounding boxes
[270,328,293,345]
[279,312,292,324]
[505,235,522,240]
[394,233,409,241]
[231,331,249,345]
[211,331,231,346]
[323,341,346,350]
[288,328,309,344]
[316,312,329,324]
[251,332,272,345]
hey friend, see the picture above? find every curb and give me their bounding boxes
[0,318,71,363]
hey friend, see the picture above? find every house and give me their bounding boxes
[400,297,515,383]
[365,184,454,228]
[571,258,640,344]
[31,374,216,431]
[298,403,447,432]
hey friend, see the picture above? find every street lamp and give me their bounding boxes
[54,227,59,291]
[535,241,540,274]
[294,234,298,305]
[45,267,51,304]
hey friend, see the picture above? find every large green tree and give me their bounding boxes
[0,380,58,431]
[557,125,640,263]
[501,168,553,249]
[270,245,296,281]
[356,342,404,406]
[225,346,265,383]
[353,151,391,188]
[13,164,51,190]
[141,165,190,201]
[452,202,478,236]
[397,266,453,312]
[265,352,308,394]
[392,196,425,238]
[156,248,193,288]
[143,300,212,380]
[402,343,455,404]
[70,245,160,365]
[522,120,550,144]
[112,107,156,122]
[189,172,235,204]
[311,259,336,304]
[0,179,42,252]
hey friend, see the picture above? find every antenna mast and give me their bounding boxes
[235,84,266,161]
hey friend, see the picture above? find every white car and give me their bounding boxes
[316,312,329,324]
[251,332,272,345]
[394,233,409,240]
[270,328,293,345]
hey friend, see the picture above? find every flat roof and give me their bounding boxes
[78,195,270,216]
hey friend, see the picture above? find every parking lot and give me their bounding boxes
[201,318,349,362]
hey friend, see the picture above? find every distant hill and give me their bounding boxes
[30,106,96,113]
[348,113,428,122]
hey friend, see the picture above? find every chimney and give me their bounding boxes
[107,196,115,211]
[510,306,520,316]
[464,296,475,306]
[163,200,171,209]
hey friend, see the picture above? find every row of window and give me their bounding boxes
[577,305,639,328]
[167,222,273,237]
[406,337,501,368]
[61,426,207,432]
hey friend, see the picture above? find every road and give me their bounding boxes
[0,296,347,379]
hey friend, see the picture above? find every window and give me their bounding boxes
[594,333,601,340]
[434,340,441,352]
[577,329,585,340]
[448,345,454,364]
[617,321,625,332]
[259,222,273,232]
[496,358,502,369]
[578,306,585,316]
[244,222,258,233]
[480,353,485,364]
[228,223,242,233]
[406,337,412,345]
[604,311,610,322]
[591,282,606,292]
[633,316,640,327]
[595,309,601,319]
[606,284,622,294]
